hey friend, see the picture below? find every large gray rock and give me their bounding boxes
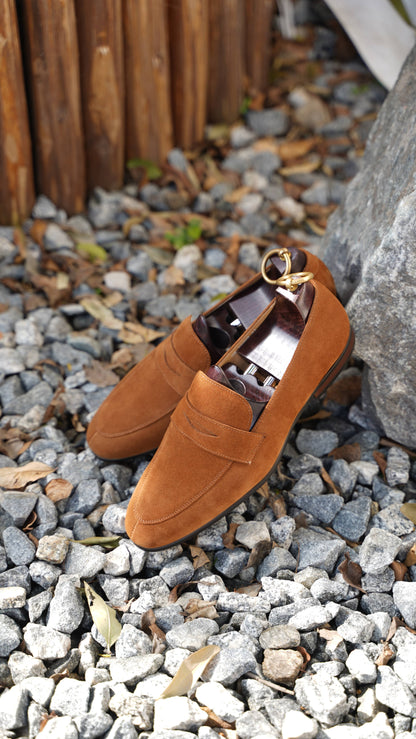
[323,44,416,446]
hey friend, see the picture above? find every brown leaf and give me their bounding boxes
[80,296,123,330]
[222,522,239,549]
[320,467,341,495]
[390,560,408,581]
[161,265,186,287]
[257,482,271,499]
[317,628,344,648]
[23,510,38,531]
[184,598,218,621]
[299,409,332,423]
[338,552,366,593]
[118,321,165,345]
[158,645,220,699]
[375,643,394,666]
[373,451,387,478]
[45,478,73,503]
[268,492,287,519]
[84,361,120,388]
[141,608,157,634]
[27,532,39,547]
[279,156,321,176]
[385,616,416,641]
[42,385,66,424]
[294,511,309,529]
[0,461,54,490]
[235,582,262,597]
[405,544,416,567]
[278,137,319,161]
[201,706,233,730]
[297,645,311,674]
[188,545,210,570]
[380,438,416,459]
[329,442,361,463]
[401,503,416,525]
[245,540,273,569]
[324,374,362,406]
[29,219,48,246]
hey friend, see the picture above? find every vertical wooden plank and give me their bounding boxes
[168,0,209,150]
[0,0,35,225]
[207,0,244,124]
[75,0,125,192]
[245,0,274,93]
[123,0,173,165]
[19,0,85,214]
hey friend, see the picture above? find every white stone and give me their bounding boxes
[281,709,319,739]
[195,681,245,722]
[153,696,207,732]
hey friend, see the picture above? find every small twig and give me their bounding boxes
[245,671,295,695]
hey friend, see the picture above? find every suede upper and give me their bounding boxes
[125,279,353,550]
[87,248,336,460]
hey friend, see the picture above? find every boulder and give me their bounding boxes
[323,43,416,447]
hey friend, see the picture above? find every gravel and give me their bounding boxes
[0,13,411,735]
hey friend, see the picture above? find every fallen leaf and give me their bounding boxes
[338,552,366,593]
[297,645,311,674]
[84,581,121,652]
[279,156,321,176]
[329,442,361,463]
[45,479,73,503]
[75,242,108,262]
[161,265,185,287]
[317,628,344,648]
[257,482,271,499]
[184,598,218,621]
[380,438,416,459]
[385,616,416,641]
[405,544,416,567]
[158,645,220,699]
[23,510,38,531]
[401,503,416,525]
[305,218,326,236]
[0,461,54,490]
[118,322,165,345]
[373,451,387,478]
[200,706,233,730]
[222,522,239,549]
[390,560,408,581]
[320,466,341,495]
[375,643,394,666]
[141,245,174,267]
[245,540,273,569]
[80,296,123,330]
[268,492,287,519]
[324,374,362,406]
[278,137,319,160]
[75,536,121,549]
[84,361,120,388]
[299,409,332,423]
[235,582,262,597]
[188,545,210,570]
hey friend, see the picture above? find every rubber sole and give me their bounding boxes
[135,327,355,551]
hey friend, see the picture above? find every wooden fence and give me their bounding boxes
[1,0,275,224]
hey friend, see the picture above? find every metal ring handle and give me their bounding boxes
[276,271,315,292]
[260,248,292,285]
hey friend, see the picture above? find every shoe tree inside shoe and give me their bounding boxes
[207,282,315,427]
[193,248,307,363]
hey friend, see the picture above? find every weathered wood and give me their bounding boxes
[245,0,274,92]
[123,0,173,165]
[19,0,85,214]
[75,0,125,192]
[0,0,35,225]
[168,0,209,150]
[207,0,245,124]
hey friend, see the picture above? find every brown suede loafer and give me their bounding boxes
[125,277,353,550]
[87,247,336,460]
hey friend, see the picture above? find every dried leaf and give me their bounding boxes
[280,157,321,176]
[278,137,319,161]
[45,479,73,503]
[405,544,416,567]
[297,645,311,674]
[235,582,262,597]
[184,598,218,621]
[23,510,38,532]
[160,265,185,287]
[158,645,220,699]
[0,461,54,489]
[373,451,387,478]
[80,296,123,330]
[83,581,121,651]
[401,503,416,525]
[189,545,210,570]
[245,540,273,569]
[84,361,120,388]
[200,706,233,730]
[268,492,287,519]
[318,628,344,648]
[375,644,394,666]
[390,560,408,581]
[384,616,416,641]
[299,409,332,423]
[118,322,165,345]
[257,482,271,498]
[329,442,361,463]
[76,536,121,549]
[338,552,366,593]
[380,438,416,459]
[222,522,239,549]
[320,467,341,495]
[324,374,362,406]
[141,245,174,267]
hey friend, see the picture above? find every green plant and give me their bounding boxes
[126,158,162,180]
[165,218,202,250]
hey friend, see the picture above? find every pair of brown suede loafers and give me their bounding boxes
[87,247,353,550]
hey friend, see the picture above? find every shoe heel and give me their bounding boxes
[313,328,355,399]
